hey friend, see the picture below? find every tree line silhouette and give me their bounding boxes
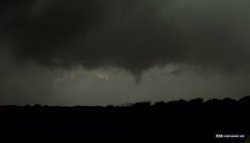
[0,96,250,143]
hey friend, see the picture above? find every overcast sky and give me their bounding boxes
[0,0,250,106]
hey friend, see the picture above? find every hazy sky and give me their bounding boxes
[0,0,250,105]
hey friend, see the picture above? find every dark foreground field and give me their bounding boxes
[1,96,250,143]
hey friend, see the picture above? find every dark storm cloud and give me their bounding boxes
[1,0,250,76]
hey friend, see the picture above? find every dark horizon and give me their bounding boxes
[1,95,250,143]
[1,95,250,107]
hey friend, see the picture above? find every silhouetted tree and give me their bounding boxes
[131,101,151,108]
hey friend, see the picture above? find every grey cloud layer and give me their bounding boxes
[1,0,250,75]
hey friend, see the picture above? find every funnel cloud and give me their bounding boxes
[0,0,250,105]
